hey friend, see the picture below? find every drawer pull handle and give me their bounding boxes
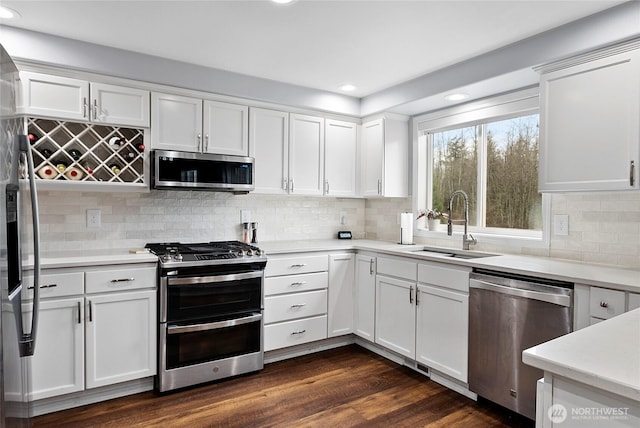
[27,283,58,290]
[291,330,306,336]
[77,301,82,324]
[290,281,307,287]
[290,304,306,309]
[110,277,135,283]
[290,264,307,268]
[599,301,609,308]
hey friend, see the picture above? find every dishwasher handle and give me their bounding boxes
[470,279,571,307]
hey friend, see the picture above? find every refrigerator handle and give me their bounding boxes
[16,135,41,357]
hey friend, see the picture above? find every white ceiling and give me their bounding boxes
[1,0,627,100]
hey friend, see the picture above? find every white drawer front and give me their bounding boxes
[86,265,157,294]
[589,287,625,319]
[265,255,328,277]
[417,262,470,292]
[264,315,327,351]
[22,271,84,299]
[264,290,327,324]
[376,256,417,281]
[264,272,328,296]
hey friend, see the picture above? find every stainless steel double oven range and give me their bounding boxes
[145,241,267,392]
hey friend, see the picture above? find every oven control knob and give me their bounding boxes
[174,253,183,261]
[257,249,265,256]
[246,249,254,256]
[237,250,246,257]
[162,253,172,262]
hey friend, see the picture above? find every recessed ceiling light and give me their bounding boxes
[0,6,21,20]
[339,84,356,92]
[444,93,469,102]
[271,0,295,4]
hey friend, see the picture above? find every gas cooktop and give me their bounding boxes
[145,241,266,266]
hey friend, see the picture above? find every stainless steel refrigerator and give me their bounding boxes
[1,43,41,427]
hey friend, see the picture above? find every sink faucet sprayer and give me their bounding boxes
[447,190,477,250]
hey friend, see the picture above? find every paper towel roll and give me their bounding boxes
[400,212,413,244]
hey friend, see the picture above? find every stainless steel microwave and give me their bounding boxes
[151,150,254,193]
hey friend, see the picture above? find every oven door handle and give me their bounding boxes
[167,271,263,286]
[166,313,262,335]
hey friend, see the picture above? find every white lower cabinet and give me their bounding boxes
[27,297,85,400]
[375,275,416,358]
[373,256,470,383]
[264,253,329,351]
[354,254,376,341]
[23,264,157,401]
[415,284,468,382]
[328,254,354,337]
[85,290,157,389]
[415,262,470,383]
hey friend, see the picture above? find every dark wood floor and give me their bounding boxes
[34,345,534,427]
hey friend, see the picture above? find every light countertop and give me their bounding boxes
[523,308,640,402]
[25,239,640,292]
[260,239,640,292]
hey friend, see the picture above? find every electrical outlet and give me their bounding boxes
[340,211,347,225]
[87,209,101,229]
[240,210,251,224]
[553,214,569,236]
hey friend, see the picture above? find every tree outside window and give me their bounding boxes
[430,114,541,232]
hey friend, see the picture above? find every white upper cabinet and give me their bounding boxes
[203,100,249,156]
[249,107,289,194]
[538,42,640,192]
[91,83,150,128]
[289,113,325,195]
[18,71,150,127]
[151,92,249,155]
[361,117,409,197]
[324,119,358,197]
[151,93,203,152]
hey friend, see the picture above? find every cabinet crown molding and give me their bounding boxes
[534,37,640,74]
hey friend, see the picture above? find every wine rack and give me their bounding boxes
[27,117,145,184]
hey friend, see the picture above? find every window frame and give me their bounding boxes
[411,88,550,248]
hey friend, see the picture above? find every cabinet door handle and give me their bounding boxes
[290,303,306,309]
[290,281,307,287]
[600,301,609,308]
[377,179,382,195]
[291,330,306,336]
[290,263,307,268]
[88,301,93,322]
[409,286,414,304]
[28,283,57,290]
[77,301,82,324]
[369,259,374,275]
[630,160,635,187]
[416,289,420,306]
[83,97,88,118]
[197,133,202,152]
[93,99,99,118]
[205,134,209,152]
[110,277,135,283]
[283,178,289,191]
[325,180,329,194]
[290,179,294,193]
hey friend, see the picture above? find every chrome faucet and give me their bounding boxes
[447,190,477,250]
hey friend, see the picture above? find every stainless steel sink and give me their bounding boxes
[408,247,498,259]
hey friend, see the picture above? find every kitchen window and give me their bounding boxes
[413,88,549,244]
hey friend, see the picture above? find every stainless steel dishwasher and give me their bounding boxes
[468,269,573,420]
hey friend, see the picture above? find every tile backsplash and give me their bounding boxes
[35,190,365,252]
[34,189,639,269]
